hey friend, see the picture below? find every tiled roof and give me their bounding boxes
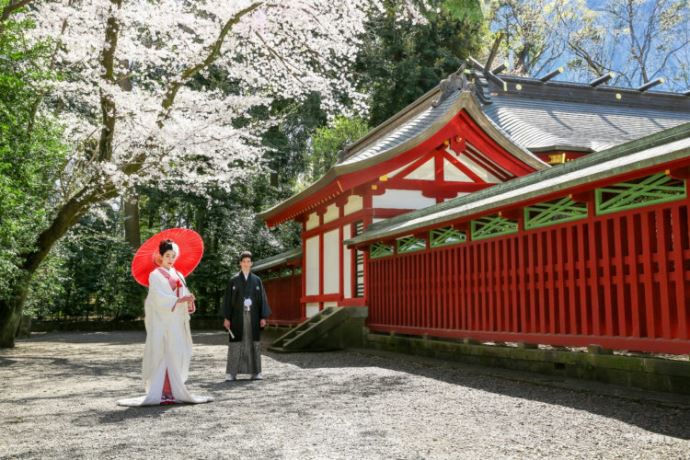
[483,94,690,152]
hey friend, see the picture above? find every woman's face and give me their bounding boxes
[161,250,177,269]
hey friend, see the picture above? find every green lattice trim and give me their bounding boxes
[397,236,426,254]
[471,215,518,240]
[293,267,302,275]
[280,267,294,278]
[267,271,280,280]
[370,242,394,258]
[430,226,466,247]
[596,173,686,215]
[524,197,588,230]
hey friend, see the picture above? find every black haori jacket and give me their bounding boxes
[222,271,272,342]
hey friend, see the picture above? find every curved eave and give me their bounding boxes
[259,91,547,227]
[257,169,338,224]
[253,247,302,273]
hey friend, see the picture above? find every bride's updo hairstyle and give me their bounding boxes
[159,239,175,256]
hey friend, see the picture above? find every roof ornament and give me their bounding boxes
[467,35,508,94]
[637,78,665,92]
[539,67,564,82]
[590,72,614,87]
[432,62,472,107]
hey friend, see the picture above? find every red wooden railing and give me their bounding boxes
[367,196,690,354]
[264,274,303,325]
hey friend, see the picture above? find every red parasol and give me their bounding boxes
[131,228,204,287]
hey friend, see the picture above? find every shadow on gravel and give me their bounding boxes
[266,349,690,440]
[10,331,690,441]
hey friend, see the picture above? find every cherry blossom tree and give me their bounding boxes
[0,0,430,347]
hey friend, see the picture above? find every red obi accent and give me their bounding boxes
[157,268,183,296]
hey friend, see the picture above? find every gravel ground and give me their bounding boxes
[1,331,689,460]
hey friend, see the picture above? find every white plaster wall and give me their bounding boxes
[342,225,352,298]
[305,212,319,230]
[404,158,435,180]
[305,236,320,296]
[443,158,472,182]
[373,189,437,210]
[323,203,339,224]
[344,195,363,215]
[306,302,320,318]
[450,148,501,183]
[323,301,338,308]
[323,229,340,294]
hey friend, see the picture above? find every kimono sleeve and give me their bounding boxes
[221,279,234,320]
[147,271,178,311]
[259,279,272,318]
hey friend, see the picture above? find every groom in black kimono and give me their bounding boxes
[222,251,271,381]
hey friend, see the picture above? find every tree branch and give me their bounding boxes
[121,2,263,178]
[157,2,264,129]
[97,0,122,162]
[0,0,34,24]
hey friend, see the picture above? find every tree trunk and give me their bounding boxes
[124,192,141,249]
[0,185,113,347]
[0,275,31,348]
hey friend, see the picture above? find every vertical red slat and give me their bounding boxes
[600,218,614,336]
[509,235,523,333]
[671,205,688,339]
[463,245,470,330]
[478,241,485,331]
[556,227,567,334]
[527,234,536,333]
[450,248,456,329]
[537,232,547,334]
[433,251,445,329]
[566,225,578,335]
[546,229,556,334]
[486,240,492,331]
[420,246,432,328]
[656,209,672,339]
[399,256,404,327]
[613,216,627,337]
[522,234,531,333]
[588,220,601,336]
[640,211,657,338]
[432,250,437,330]
[577,222,589,335]
[447,248,453,330]
[627,214,641,338]
[502,238,509,332]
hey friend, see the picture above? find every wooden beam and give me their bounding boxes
[637,78,664,92]
[484,34,503,73]
[539,67,564,83]
[491,63,507,74]
[590,72,614,87]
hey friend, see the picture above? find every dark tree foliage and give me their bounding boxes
[355,0,485,127]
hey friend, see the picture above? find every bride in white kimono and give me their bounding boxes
[118,240,212,406]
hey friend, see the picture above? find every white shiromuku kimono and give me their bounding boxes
[117,267,212,406]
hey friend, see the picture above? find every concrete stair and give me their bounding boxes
[268,306,367,352]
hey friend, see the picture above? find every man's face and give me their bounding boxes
[240,257,252,272]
